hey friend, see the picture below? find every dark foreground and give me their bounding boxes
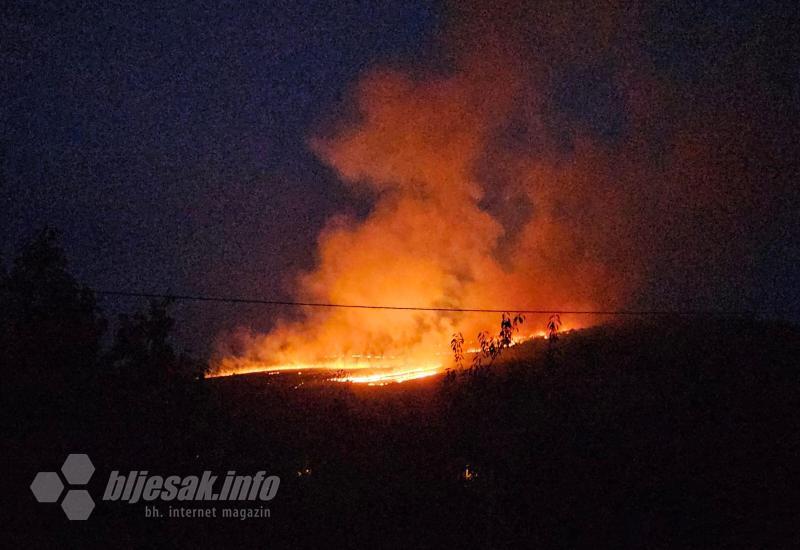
[6,318,800,548]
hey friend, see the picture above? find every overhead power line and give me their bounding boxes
[95,290,786,317]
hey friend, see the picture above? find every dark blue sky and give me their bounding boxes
[2,1,441,349]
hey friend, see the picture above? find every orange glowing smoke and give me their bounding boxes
[210,65,605,381]
[211,22,616,383]
[213,3,769,382]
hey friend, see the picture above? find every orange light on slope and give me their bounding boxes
[207,356,443,385]
[331,364,441,385]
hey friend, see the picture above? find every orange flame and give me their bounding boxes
[210,63,603,380]
[212,12,635,382]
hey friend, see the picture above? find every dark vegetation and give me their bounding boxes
[4,230,799,548]
[451,312,527,370]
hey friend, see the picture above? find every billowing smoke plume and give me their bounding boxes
[214,2,796,373]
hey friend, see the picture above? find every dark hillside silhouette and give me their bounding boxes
[3,230,799,548]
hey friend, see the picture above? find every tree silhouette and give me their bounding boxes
[546,313,561,342]
[450,333,465,368]
[451,313,525,370]
[546,313,561,365]
[0,228,107,432]
[107,298,205,386]
[1,228,106,390]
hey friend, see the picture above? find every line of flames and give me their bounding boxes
[207,331,552,385]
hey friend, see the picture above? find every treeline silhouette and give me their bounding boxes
[2,229,207,437]
[4,229,800,548]
[3,229,218,545]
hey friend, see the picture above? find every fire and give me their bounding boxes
[207,354,443,385]
[332,365,441,386]
[212,11,620,380]
[208,324,571,385]
[209,2,768,380]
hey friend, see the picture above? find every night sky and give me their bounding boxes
[3,1,799,354]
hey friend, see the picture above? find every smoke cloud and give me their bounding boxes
[214,2,798,373]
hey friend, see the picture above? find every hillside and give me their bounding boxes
[9,317,798,548]
[199,317,800,547]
